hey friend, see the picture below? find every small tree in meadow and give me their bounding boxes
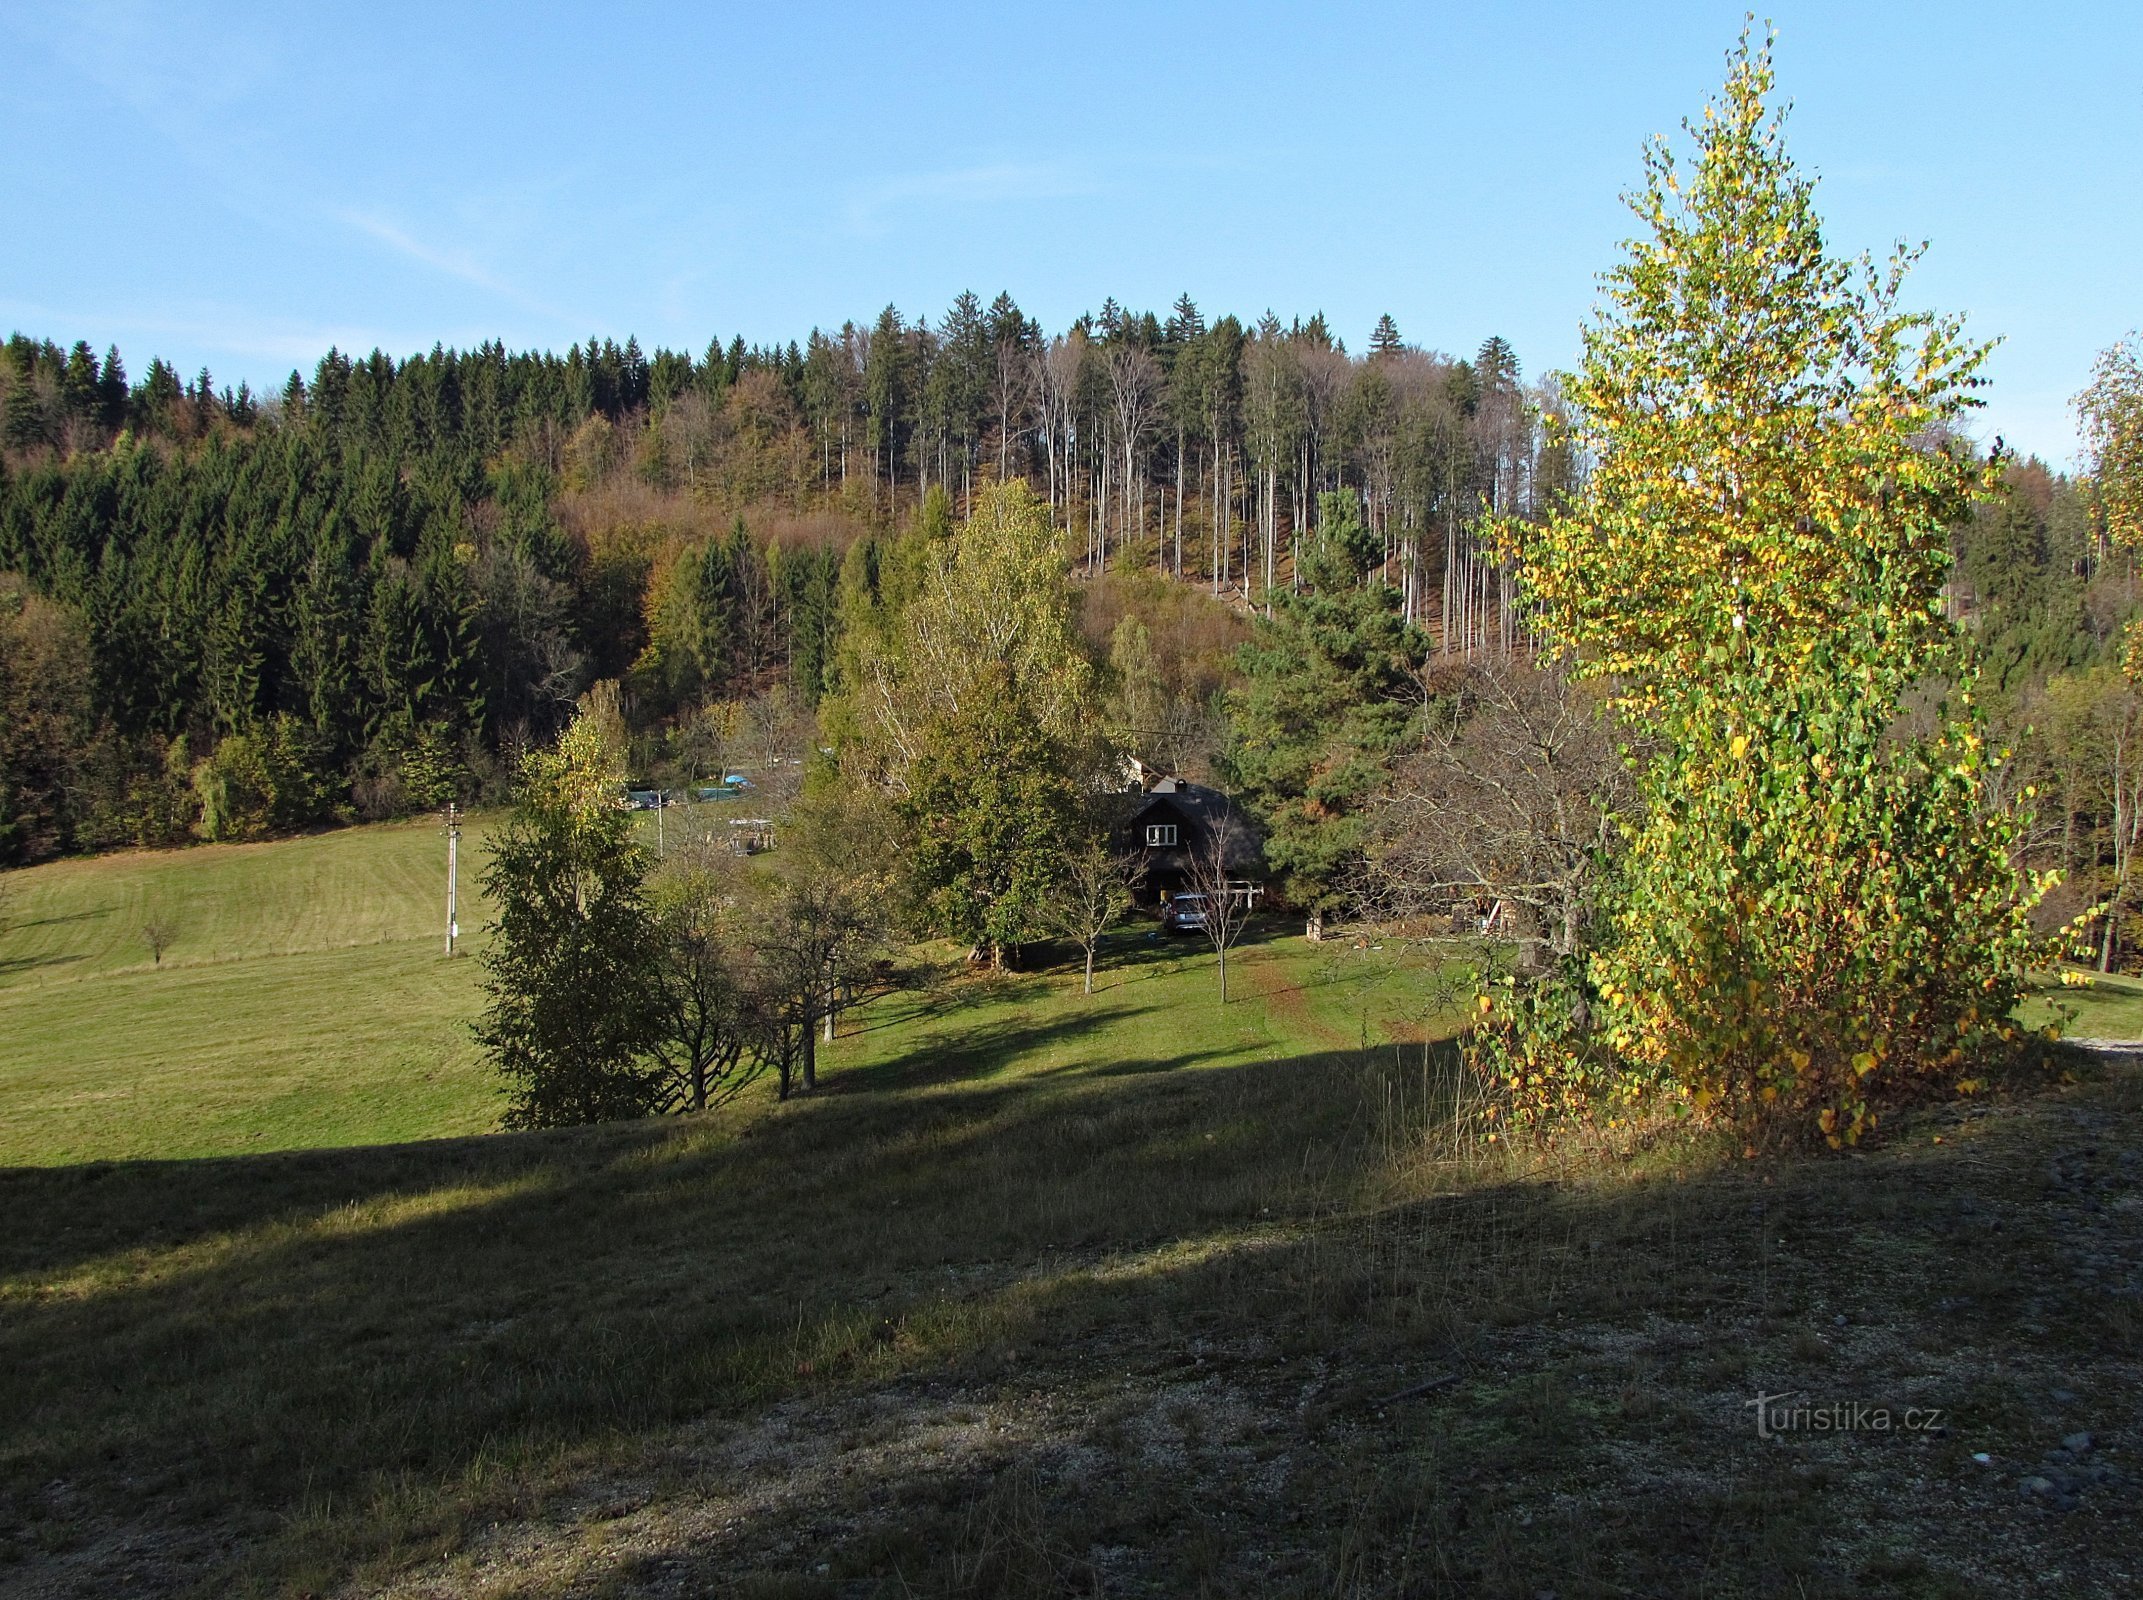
[477,690,668,1129]
[1047,833,1142,995]
[646,842,759,1113]
[744,867,885,1098]
[1184,811,1258,1004]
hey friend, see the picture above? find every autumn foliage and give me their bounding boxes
[1475,31,2048,1148]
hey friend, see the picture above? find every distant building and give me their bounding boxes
[1117,762,1264,907]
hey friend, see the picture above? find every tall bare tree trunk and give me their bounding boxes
[1099,444,1111,572]
[1211,436,1224,594]
[1251,466,1268,616]
[1174,429,1185,576]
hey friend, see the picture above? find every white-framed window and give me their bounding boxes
[1145,823,1178,847]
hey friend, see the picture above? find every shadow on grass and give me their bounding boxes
[0,1047,1409,1567]
[0,903,119,933]
[823,997,1161,1097]
[0,904,118,979]
[3,1041,2135,1598]
[0,949,90,980]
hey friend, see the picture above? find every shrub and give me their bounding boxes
[192,733,275,841]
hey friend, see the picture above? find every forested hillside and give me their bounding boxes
[3,298,2139,968]
[0,304,1562,866]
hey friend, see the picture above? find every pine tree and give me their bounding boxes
[98,346,128,430]
[1225,492,1427,919]
[61,342,101,429]
[1168,294,1206,344]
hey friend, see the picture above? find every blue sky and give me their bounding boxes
[2,1,2134,464]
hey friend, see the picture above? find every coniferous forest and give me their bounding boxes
[0,301,1566,865]
[2,300,2129,954]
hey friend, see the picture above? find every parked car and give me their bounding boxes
[1161,893,1210,933]
[692,774,751,802]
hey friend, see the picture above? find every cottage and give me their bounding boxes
[1119,767,1264,910]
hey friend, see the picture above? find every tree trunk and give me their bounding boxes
[1099,448,1111,572]
[1210,434,1223,594]
[1084,944,1095,995]
[1251,466,1268,616]
[1174,428,1184,576]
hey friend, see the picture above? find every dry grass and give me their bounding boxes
[3,979,2137,1597]
[4,822,2137,1596]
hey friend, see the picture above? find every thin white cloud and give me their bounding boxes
[844,162,1099,235]
[333,209,575,325]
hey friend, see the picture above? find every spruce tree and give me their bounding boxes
[478,704,666,1128]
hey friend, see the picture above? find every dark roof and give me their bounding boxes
[1123,779,1263,875]
[1128,778,1239,828]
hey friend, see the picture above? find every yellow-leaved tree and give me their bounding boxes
[2076,336,2143,676]
[837,480,1104,963]
[1478,29,2050,1148]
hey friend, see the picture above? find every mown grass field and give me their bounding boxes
[5,816,2133,1172]
[2,827,2139,1597]
[2021,966,2143,1041]
[0,819,505,1165]
[0,814,1432,1167]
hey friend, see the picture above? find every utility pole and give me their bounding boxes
[443,802,462,957]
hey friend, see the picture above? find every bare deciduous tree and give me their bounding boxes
[140,917,175,967]
[1106,344,1162,558]
[1183,811,1259,1003]
[1036,334,1084,527]
[648,844,759,1113]
[1046,835,1142,995]
[1368,658,1633,970]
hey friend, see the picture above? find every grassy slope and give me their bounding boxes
[6,816,2130,1170]
[2019,967,2143,1040]
[0,820,505,1164]
[0,814,1431,1168]
[0,827,2138,1596]
[0,987,2136,1598]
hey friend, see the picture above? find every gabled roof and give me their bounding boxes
[1128,780,1239,829]
[1122,777,1264,875]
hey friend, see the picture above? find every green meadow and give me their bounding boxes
[2,826,2139,1597]
[0,816,1449,1168]
[0,819,502,1166]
